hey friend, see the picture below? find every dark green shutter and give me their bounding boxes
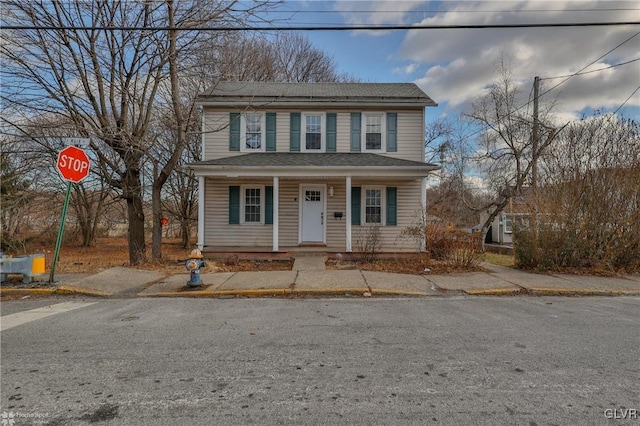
[351,187,361,225]
[290,113,300,152]
[265,186,273,225]
[266,113,276,152]
[229,113,240,151]
[387,113,397,152]
[229,186,240,224]
[350,113,361,152]
[386,187,397,226]
[326,113,337,152]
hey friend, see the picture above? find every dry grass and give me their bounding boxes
[480,253,515,267]
[10,237,293,276]
[9,237,480,279]
[327,253,486,275]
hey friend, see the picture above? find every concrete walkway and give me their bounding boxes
[292,256,327,271]
[2,259,639,298]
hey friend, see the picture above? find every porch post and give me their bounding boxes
[346,176,352,252]
[421,177,427,251]
[197,176,205,251]
[273,176,279,252]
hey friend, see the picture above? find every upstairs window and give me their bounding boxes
[365,115,382,150]
[361,112,386,152]
[241,113,265,152]
[302,113,325,152]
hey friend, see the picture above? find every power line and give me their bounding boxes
[541,58,640,80]
[611,86,640,116]
[1,21,639,31]
[537,32,640,98]
[460,31,640,142]
[291,8,640,14]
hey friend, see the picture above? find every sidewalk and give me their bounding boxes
[1,258,639,298]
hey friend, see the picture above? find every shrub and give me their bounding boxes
[355,225,382,263]
[401,214,480,269]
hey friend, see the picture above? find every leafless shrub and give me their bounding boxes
[515,115,640,273]
[355,225,382,263]
[401,211,480,269]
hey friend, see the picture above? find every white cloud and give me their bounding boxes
[398,0,640,118]
[392,63,420,75]
[333,0,430,36]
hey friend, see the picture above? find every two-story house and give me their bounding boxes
[189,82,439,253]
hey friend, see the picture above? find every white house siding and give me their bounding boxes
[204,177,423,252]
[277,181,299,247]
[395,112,426,162]
[203,178,273,248]
[351,179,423,252]
[203,109,425,162]
[203,109,234,161]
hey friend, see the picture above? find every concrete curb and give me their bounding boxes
[369,288,433,297]
[291,287,369,296]
[55,285,112,297]
[139,287,403,298]
[0,288,56,297]
[464,288,526,296]
[527,287,640,297]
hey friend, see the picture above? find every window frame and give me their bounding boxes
[362,186,386,225]
[241,185,265,225]
[361,112,387,153]
[240,112,266,152]
[301,112,326,152]
[504,215,513,234]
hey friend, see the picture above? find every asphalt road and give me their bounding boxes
[1,296,639,425]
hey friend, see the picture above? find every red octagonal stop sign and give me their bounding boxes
[57,146,91,183]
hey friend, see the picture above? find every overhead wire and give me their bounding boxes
[540,58,640,80]
[610,86,640,117]
[1,21,639,31]
[458,31,640,143]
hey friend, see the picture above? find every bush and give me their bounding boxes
[401,216,480,269]
[355,225,382,263]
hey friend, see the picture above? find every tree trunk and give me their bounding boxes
[180,219,191,249]
[124,168,146,265]
[151,179,163,259]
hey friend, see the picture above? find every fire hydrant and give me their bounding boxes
[185,249,206,287]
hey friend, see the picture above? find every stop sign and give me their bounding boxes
[57,146,91,183]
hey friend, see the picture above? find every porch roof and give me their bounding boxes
[189,153,440,178]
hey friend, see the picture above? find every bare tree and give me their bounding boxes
[197,32,357,82]
[518,114,640,271]
[461,59,563,247]
[1,0,279,264]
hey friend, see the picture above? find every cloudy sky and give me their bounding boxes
[276,0,639,124]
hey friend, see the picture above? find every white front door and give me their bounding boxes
[300,186,325,243]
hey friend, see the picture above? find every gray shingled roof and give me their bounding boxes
[190,153,437,169]
[197,82,437,107]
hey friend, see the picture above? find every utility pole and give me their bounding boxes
[532,76,540,196]
[531,76,540,245]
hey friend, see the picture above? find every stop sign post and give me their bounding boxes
[50,145,91,283]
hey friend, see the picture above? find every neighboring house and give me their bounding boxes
[189,81,439,253]
[481,190,534,245]
[485,211,519,245]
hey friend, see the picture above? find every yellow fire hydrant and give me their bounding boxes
[185,249,206,287]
